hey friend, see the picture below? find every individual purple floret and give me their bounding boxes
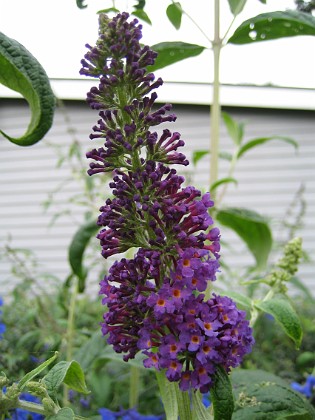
[81,11,254,393]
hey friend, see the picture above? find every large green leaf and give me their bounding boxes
[255,296,303,348]
[231,369,315,419]
[155,371,178,420]
[228,10,315,44]
[47,408,75,420]
[148,42,205,71]
[44,360,90,395]
[0,32,56,146]
[216,208,272,270]
[68,219,99,292]
[191,391,213,420]
[237,136,298,159]
[210,366,234,420]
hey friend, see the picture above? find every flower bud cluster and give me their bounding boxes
[81,12,254,393]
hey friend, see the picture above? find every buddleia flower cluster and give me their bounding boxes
[80,12,254,393]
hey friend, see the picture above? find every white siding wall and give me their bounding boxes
[0,99,314,296]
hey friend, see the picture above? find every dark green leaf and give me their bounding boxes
[76,0,87,9]
[148,42,205,71]
[255,297,303,348]
[44,360,90,395]
[210,177,238,193]
[132,9,152,25]
[222,112,244,145]
[237,136,298,158]
[228,10,315,44]
[155,371,178,420]
[68,219,99,292]
[191,391,212,420]
[0,32,56,146]
[166,3,183,30]
[221,290,252,310]
[47,408,75,420]
[216,208,272,270]
[18,352,58,390]
[231,369,315,419]
[210,366,234,420]
[228,0,247,16]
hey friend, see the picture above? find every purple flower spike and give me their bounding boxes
[82,11,254,394]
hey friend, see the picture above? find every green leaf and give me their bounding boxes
[155,371,178,420]
[191,391,213,420]
[237,136,298,158]
[132,9,152,25]
[231,369,315,419]
[255,297,303,348]
[210,366,234,420]
[228,10,315,44]
[74,330,106,370]
[76,0,87,9]
[222,112,244,145]
[210,177,238,193]
[0,32,56,146]
[192,150,209,166]
[216,208,272,270]
[221,290,252,310]
[44,360,90,395]
[228,0,247,16]
[18,352,58,391]
[166,3,183,30]
[175,386,193,420]
[148,42,205,71]
[97,7,120,14]
[68,219,99,292]
[98,347,148,369]
[47,408,75,420]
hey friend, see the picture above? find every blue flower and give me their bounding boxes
[202,392,211,408]
[0,296,5,339]
[291,375,315,398]
[98,407,163,420]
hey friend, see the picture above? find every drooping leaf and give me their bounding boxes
[222,112,244,145]
[166,3,183,30]
[76,0,87,9]
[191,391,213,420]
[231,369,315,419]
[47,408,75,420]
[132,9,152,25]
[216,208,272,270]
[68,219,99,292]
[155,371,178,420]
[228,10,315,44]
[0,32,56,146]
[255,296,303,348]
[210,177,238,193]
[210,366,234,420]
[148,42,205,71]
[237,136,298,158]
[74,330,106,370]
[18,352,59,390]
[44,360,90,395]
[228,0,247,16]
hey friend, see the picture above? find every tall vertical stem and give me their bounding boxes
[210,0,222,194]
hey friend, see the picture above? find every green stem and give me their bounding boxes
[15,400,48,416]
[129,366,140,409]
[175,385,193,420]
[210,0,222,195]
[63,278,79,406]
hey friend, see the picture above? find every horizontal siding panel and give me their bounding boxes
[1,99,314,297]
